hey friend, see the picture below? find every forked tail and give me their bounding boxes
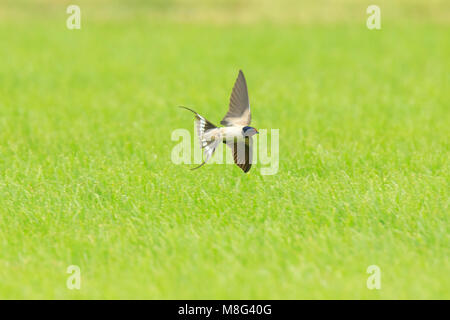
[178,106,219,170]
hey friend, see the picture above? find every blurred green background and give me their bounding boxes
[0,0,448,299]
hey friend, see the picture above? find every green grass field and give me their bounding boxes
[0,0,449,299]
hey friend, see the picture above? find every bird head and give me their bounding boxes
[242,126,259,137]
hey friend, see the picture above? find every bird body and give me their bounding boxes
[221,126,245,140]
[180,70,258,173]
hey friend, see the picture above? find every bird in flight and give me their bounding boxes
[180,70,259,173]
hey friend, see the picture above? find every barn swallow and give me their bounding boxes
[179,70,258,173]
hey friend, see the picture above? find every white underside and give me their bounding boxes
[203,126,244,142]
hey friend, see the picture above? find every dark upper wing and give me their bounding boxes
[220,70,251,127]
[225,137,253,173]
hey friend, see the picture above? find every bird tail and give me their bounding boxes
[178,106,220,170]
[178,106,218,148]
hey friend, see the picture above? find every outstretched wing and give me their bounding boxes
[226,137,253,173]
[220,70,251,127]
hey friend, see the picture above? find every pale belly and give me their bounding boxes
[203,126,244,142]
[204,126,244,141]
[220,126,244,140]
